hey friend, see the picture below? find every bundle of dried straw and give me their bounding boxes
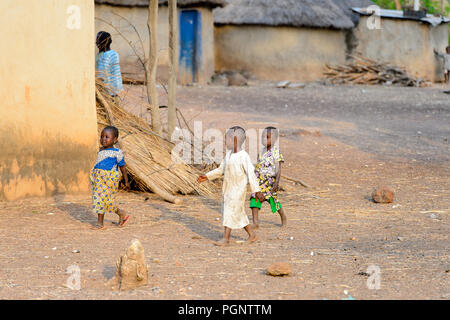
[95,79,218,204]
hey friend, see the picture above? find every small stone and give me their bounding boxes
[277,80,290,88]
[52,247,57,250]
[397,236,404,241]
[266,262,292,276]
[429,213,437,219]
[48,212,54,215]
[310,251,314,256]
[287,82,306,89]
[227,72,247,86]
[72,250,80,253]
[288,237,294,240]
[372,186,394,203]
[152,258,161,263]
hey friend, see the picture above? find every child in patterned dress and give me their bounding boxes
[197,126,265,246]
[91,126,130,230]
[250,127,287,228]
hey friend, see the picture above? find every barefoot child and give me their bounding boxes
[91,126,130,230]
[250,127,287,228]
[197,126,265,246]
[434,46,450,84]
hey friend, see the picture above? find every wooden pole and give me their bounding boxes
[168,0,178,139]
[147,0,162,135]
[394,0,402,10]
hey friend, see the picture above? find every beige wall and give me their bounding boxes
[355,17,449,82]
[214,25,348,81]
[95,5,215,84]
[0,0,98,200]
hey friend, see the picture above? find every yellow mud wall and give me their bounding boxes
[355,17,449,82]
[95,5,215,84]
[0,0,98,200]
[214,25,348,81]
[197,7,215,84]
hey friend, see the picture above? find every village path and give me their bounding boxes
[0,83,448,300]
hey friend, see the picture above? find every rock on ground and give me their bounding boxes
[227,72,248,86]
[372,186,394,203]
[110,239,149,291]
[266,262,292,276]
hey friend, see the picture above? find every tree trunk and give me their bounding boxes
[147,0,162,135]
[394,0,402,10]
[168,0,178,139]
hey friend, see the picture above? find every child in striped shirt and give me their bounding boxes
[96,31,124,96]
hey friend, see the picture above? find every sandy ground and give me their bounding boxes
[0,82,448,300]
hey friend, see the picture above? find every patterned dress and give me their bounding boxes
[90,148,125,215]
[252,146,284,203]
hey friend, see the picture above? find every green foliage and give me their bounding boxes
[371,0,450,43]
[371,0,450,15]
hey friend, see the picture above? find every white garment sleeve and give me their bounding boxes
[206,158,225,181]
[243,153,261,193]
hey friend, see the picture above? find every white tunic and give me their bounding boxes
[206,150,261,229]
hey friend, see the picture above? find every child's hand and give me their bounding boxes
[255,192,265,202]
[124,181,131,190]
[273,184,279,193]
[197,175,208,183]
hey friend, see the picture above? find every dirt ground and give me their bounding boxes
[0,82,448,300]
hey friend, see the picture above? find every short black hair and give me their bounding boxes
[96,31,112,52]
[103,126,119,138]
[263,126,279,139]
[227,126,246,146]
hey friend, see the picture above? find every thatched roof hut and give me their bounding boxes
[95,0,225,83]
[95,0,226,8]
[214,0,374,29]
[213,0,374,82]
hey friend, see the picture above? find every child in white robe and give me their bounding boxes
[198,126,265,246]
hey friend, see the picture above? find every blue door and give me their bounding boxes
[179,10,201,84]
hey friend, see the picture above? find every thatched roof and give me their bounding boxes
[214,0,374,29]
[95,0,226,8]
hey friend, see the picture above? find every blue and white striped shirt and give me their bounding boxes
[96,50,123,95]
[93,148,126,172]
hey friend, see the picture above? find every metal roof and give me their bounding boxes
[352,7,450,27]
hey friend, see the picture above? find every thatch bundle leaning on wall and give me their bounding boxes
[95,80,218,204]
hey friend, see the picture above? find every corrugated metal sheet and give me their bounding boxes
[352,8,450,27]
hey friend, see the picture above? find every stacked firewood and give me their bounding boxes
[324,55,429,87]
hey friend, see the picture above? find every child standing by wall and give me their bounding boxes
[96,31,124,96]
[434,46,450,84]
[198,126,265,246]
[91,126,130,230]
[250,127,287,229]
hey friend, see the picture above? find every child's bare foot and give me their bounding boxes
[278,209,287,228]
[214,239,230,246]
[247,234,258,243]
[91,223,106,230]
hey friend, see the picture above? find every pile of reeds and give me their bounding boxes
[324,54,429,87]
[95,79,218,204]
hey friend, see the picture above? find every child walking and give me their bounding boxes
[91,126,130,230]
[250,127,287,229]
[198,126,265,246]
